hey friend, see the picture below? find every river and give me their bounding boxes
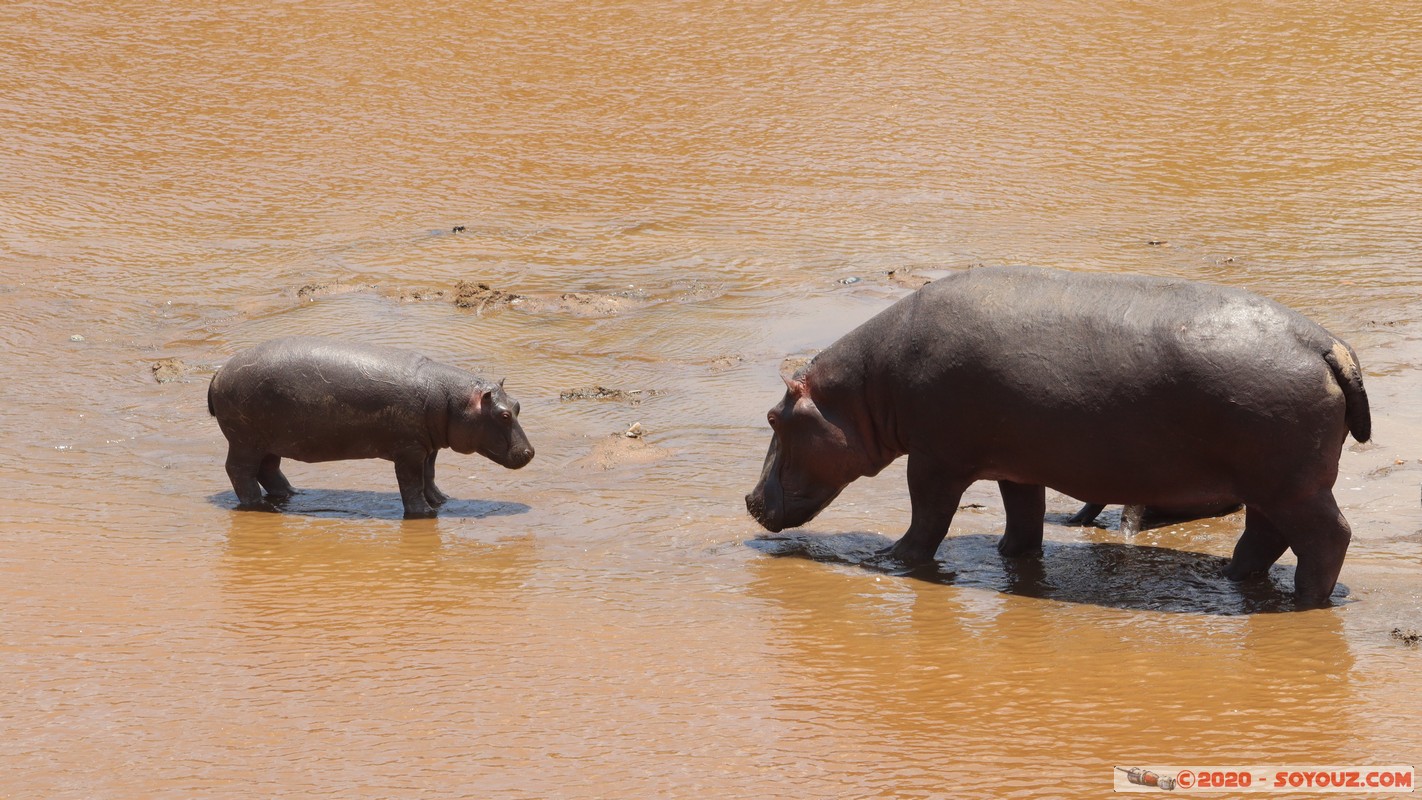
[2,1,1420,797]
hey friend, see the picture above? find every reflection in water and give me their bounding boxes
[743,553,1357,796]
[220,510,538,626]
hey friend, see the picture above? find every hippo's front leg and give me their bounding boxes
[877,454,970,567]
[423,451,448,507]
[393,448,437,518]
[996,480,1045,557]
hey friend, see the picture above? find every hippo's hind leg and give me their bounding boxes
[1066,503,1106,526]
[225,444,271,509]
[257,454,296,501]
[1223,506,1288,582]
[423,451,448,507]
[1265,490,1351,608]
[997,480,1046,557]
[1118,504,1145,536]
[393,448,436,518]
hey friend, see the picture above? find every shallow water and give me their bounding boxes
[3,1,1421,797]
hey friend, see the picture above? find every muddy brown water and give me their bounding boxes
[3,2,1421,797]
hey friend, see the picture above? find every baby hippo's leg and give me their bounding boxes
[393,448,436,518]
[225,444,271,509]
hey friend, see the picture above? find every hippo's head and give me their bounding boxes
[450,381,535,469]
[745,374,877,532]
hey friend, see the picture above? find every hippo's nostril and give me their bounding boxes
[745,492,784,532]
[745,493,769,522]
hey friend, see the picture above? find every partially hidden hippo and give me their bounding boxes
[1066,501,1242,535]
[208,336,533,517]
[745,266,1370,607]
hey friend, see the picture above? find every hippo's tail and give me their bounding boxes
[1324,340,1371,443]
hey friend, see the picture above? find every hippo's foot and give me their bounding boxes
[866,539,940,572]
[402,505,438,519]
[1221,559,1269,582]
[235,498,282,513]
[996,536,1043,558]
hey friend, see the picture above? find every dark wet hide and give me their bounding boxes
[209,490,530,521]
[747,532,1349,615]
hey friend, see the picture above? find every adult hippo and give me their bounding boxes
[209,336,534,517]
[745,266,1370,607]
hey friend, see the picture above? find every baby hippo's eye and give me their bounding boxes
[500,410,513,422]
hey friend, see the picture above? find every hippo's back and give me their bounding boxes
[921,266,1328,350]
[867,266,1361,504]
[208,337,439,461]
[907,266,1340,397]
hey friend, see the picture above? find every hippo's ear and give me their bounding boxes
[782,374,810,400]
[466,388,486,412]
[498,377,506,389]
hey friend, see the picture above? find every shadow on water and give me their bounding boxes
[747,531,1350,615]
[207,490,531,520]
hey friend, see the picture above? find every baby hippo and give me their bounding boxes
[208,336,533,517]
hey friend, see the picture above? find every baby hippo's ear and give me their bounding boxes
[466,388,486,413]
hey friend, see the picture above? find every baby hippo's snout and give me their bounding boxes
[506,444,535,469]
[493,423,535,470]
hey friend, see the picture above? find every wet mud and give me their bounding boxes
[559,386,665,404]
[291,279,726,319]
[705,354,744,372]
[573,429,670,471]
[149,357,189,383]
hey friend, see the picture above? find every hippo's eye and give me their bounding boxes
[499,411,512,422]
[767,411,780,428]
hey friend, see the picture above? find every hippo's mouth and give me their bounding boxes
[481,443,534,469]
[745,491,783,532]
